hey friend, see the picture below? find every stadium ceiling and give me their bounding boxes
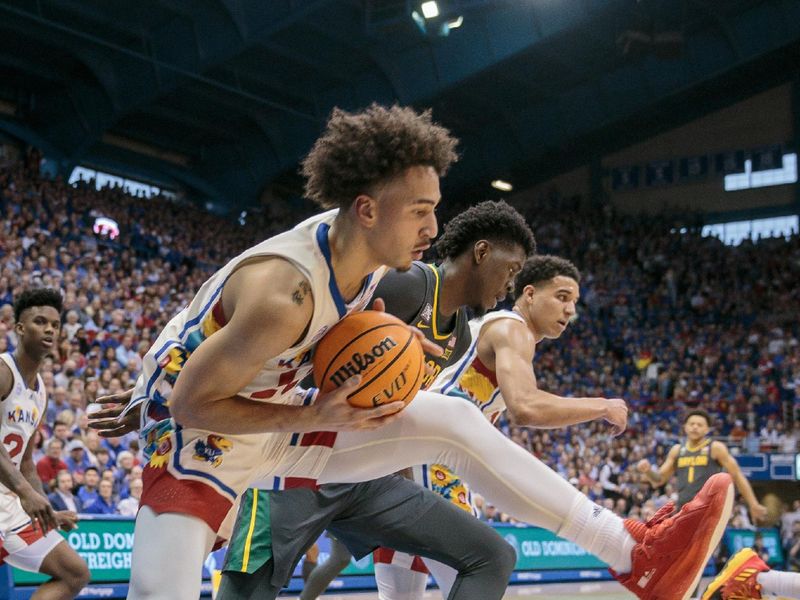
[0,0,799,212]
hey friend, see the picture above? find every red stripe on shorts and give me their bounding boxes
[299,431,337,447]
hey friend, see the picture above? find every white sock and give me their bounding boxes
[557,494,636,574]
[757,570,800,597]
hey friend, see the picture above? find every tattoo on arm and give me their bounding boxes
[291,281,312,305]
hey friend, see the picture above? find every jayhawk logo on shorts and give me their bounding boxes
[192,435,233,468]
[428,464,472,513]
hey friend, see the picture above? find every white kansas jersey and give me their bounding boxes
[430,310,525,423]
[0,353,46,493]
[129,209,386,427]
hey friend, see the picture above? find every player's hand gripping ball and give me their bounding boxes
[313,311,425,409]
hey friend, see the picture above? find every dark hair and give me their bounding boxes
[13,288,63,322]
[84,466,99,475]
[433,200,536,259]
[684,409,711,426]
[514,255,580,298]
[302,104,458,209]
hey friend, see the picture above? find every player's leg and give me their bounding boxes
[373,559,429,600]
[217,486,353,600]
[129,424,270,599]
[423,558,457,600]
[3,526,89,600]
[128,507,216,600]
[321,392,634,567]
[327,476,515,600]
[299,536,352,600]
[34,539,90,600]
[321,391,734,600]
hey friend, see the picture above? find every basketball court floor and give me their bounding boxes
[279,578,714,599]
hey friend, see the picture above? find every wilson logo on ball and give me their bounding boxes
[328,336,399,387]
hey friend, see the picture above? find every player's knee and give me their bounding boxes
[58,557,90,594]
[494,538,517,578]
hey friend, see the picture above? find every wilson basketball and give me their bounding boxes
[313,311,425,408]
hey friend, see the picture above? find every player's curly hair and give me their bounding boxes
[13,288,63,321]
[433,200,536,260]
[514,255,580,297]
[302,104,458,209]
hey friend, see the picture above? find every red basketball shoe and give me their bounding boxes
[701,548,767,600]
[611,472,734,600]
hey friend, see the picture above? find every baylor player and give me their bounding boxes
[216,200,535,600]
[637,409,767,515]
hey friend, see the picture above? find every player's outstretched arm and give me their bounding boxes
[487,319,628,434]
[636,444,679,487]
[712,441,767,524]
[169,259,404,434]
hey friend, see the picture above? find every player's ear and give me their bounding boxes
[473,240,490,264]
[353,194,377,227]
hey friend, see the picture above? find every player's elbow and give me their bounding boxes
[168,394,194,427]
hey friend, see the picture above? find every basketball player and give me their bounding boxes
[374,255,628,599]
[0,289,90,598]
[216,200,535,600]
[701,547,800,599]
[636,409,767,518]
[103,104,730,600]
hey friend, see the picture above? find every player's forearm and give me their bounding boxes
[508,393,607,428]
[20,461,46,497]
[171,394,323,434]
[732,469,759,506]
[0,458,38,499]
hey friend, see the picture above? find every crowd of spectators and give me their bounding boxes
[1,147,798,567]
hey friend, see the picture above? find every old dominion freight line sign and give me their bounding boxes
[13,519,135,584]
[336,525,607,576]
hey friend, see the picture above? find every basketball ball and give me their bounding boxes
[313,311,425,408]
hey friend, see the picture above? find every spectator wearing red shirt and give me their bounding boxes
[35,437,68,492]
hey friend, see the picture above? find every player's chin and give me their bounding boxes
[394,262,413,273]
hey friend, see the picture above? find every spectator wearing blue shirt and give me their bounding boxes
[83,479,118,515]
[77,466,100,507]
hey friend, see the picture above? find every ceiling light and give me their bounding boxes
[491,179,513,192]
[446,16,463,29]
[421,1,440,19]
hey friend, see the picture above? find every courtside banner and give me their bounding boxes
[13,517,135,584]
[13,520,610,585]
[337,525,607,575]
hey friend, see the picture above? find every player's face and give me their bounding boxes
[471,242,526,316]
[525,276,580,339]
[361,165,440,272]
[15,306,60,358]
[684,416,710,441]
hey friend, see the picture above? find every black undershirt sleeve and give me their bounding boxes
[368,264,429,325]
